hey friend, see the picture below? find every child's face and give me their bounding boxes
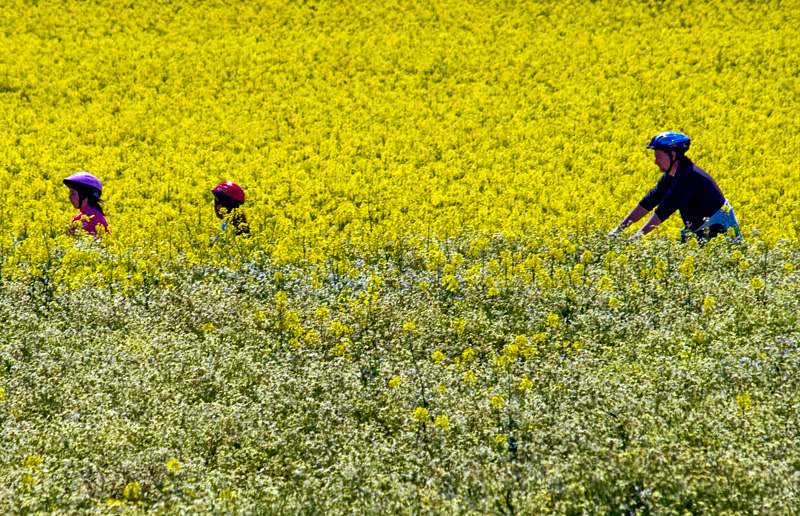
[68,188,81,209]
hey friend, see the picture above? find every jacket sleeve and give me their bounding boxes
[638,174,670,212]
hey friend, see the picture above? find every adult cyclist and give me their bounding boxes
[608,131,741,242]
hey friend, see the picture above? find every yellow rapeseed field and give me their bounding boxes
[2,0,800,514]
[1,0,799,255]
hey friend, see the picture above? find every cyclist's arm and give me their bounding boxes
[608,204,650,237]
[632,212,663,238]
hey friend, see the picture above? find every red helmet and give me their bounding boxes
[212,181,245,204]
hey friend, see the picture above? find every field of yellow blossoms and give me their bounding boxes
[2,0,800,513]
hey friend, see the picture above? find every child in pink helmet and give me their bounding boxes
[63,171,110,237]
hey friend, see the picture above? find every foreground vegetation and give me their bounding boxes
[2,231,800,514]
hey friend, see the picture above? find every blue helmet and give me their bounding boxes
[647,131,691,154]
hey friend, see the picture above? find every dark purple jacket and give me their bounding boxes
[639,158,725,231]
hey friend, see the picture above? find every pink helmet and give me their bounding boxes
[63,171,102,194]
[212,181,245,204]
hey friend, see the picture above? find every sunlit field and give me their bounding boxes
[2,0,800,513]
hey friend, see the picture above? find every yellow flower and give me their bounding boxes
[491,395,505,409]
[519,375,533,390]
[597,276,611,291]
[436,383,447,395]
[503,344,519,359]
[608,297,620,308]
[25,455,42,470]
[785,263,795,274]
[414,407,429,423]
[402,321,416,332]
[0,388,5,402]
[20,472,34,487]
[218,489,238,502]
[548,247,565,262]
[434,414,450,430]
[441,274,458,292]
[495,433,506,445]
[166,459,181,474]
[703,296,715,311]
[123,482,141,501]
[201,322,215,334]
[494,355,513,367]
[315,306,330,320]
[679,256,694,279]
[432,350,444,364]
[388,376,401,388]
[750,277,764,290]
[462,347,475,362]
[464,371,476,384]
[739,260,750,271]
[736,392,751,412]
[330,321,352,337]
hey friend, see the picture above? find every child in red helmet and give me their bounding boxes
[63,171,111,237]
[212,181,249,236]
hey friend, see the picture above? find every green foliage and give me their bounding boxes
[1,231,799,514]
